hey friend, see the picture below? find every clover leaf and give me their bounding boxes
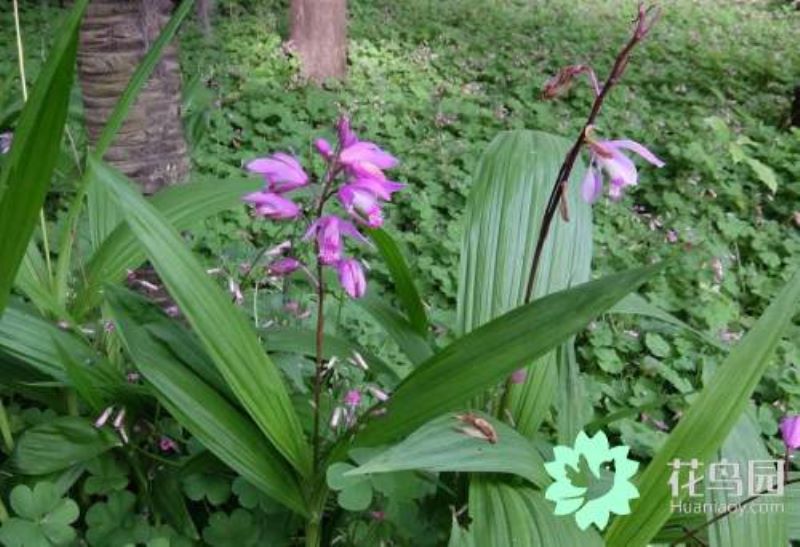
[326,462,373,512]
[182,473,231,506]
[0,482,79,546]
[202,510,259,547]
[84,454,129,496]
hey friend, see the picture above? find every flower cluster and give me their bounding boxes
[242,117,403,298]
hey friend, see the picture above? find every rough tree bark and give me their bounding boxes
[290,0,347,83]
[78,0,189,194]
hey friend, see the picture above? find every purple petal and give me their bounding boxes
[336,259,367,299]
[781,415,800,450]
[607,140,665,168]
[350,177,405,200]
[337,116,358,148]
[248,192,300,219]
[581,165,603,203]
[340,142,399,170]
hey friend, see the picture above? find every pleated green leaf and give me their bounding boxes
[0,0,88,313]
[456,130,592,436]
[12,417,119,475]
[606,267,800,547]
[368,228,429,336]
[105,287,308,515]
[469,476,604,546]
[75,176,261,317]
[348,412,548,487]
[353,262,662,447]
[90,156,311,477]
[704,408,786,547]
[788,473,800,540]
[0,304,95,382]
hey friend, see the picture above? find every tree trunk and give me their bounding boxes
[78,0,189,194]
[290,0,347,83]
[791,85,800,128]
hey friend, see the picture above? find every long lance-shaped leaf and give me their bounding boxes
[353,262,662,447]
[74,176,261,317]
[0,0,88,313]
[90,156,312,477]
[367,228,429,336]
[105,287,308,515]
[55,0,196,306]
[605,267,800,547]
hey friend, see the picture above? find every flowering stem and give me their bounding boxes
[524,3,659,302]
[496,4,659,421]
[311,163,339,471]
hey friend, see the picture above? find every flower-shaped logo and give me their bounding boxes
[544,430,639,530]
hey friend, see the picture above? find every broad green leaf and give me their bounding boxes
[261,326,402,384]
[556,340,592,444]
[788,473,800,540]
[367,227,429,335]
[347,412,549,487]
[0,0,88,313]
[91,156,311,477]
[12,417,119,475]
[606,267,800,547]
[448,515,476,547]
[704,409,786,547]
[469,476,603,546]
[353,262,662,448]
[105,286,308,516]
[356,294,434,365]
[75,176,261,317]
[14,241,65,319]
[456,130,592,436]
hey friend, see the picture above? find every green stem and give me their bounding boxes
[0,496,9,523]
[0,398,14,453]
[305,485,329,547]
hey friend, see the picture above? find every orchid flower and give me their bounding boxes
[304,215,369,265]
[780,415,800,450]
[581,137,665,203]
[267,257,302,276]
[244,191,301,219]
[246,152,309,193]
[338,184,384,227]
[336,259,367,298]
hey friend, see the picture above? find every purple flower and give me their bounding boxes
[0,132,12,155]
[581,138,665,203]
[344,389,362,408]
[339,141,399,179]
[159,436,178,453]
[349,176,405,200]
[780,415,800,450]
[267,257,302,276]
[315,138,333,160]
[510,369,527,384]
[304,215,368,264]
[246,152,308,193]
[244,191,301,220]
[336,259,367,298]
[337,116,358,148]
[338,184,384,227]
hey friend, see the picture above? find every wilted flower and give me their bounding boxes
[94,406,114,428]
[244,191,301,220]
[344,389,362,408]
[780,415,800,450]
[666,229,678,243]
[267,257,302,276]
[367,385,390,402]
[304,215,369,265]
[336,259,367,299]
[581,134,665,203]
[246,152,308,193]
[0,132,11,155]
